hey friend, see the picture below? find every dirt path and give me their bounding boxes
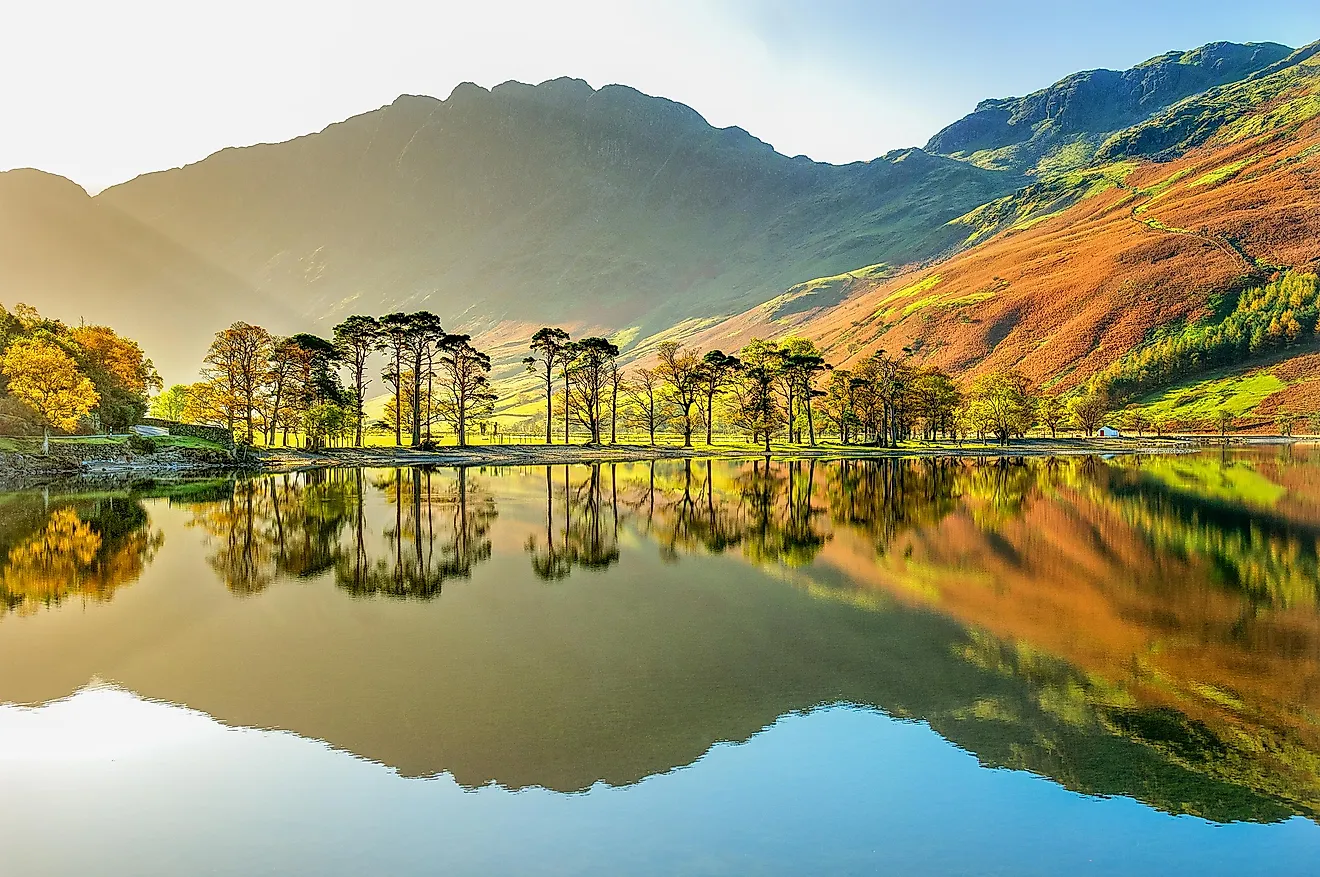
[1119,183,1256,272]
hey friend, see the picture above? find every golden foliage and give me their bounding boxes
[0,336,99,431]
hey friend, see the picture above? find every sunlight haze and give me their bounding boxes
[5,0,1319,191]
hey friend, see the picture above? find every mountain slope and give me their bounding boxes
[926,41,1292,175]
[97,79,1014,352]
[695,42,1320,418]
[0,169,292,381]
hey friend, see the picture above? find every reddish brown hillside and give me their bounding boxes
[689,120,1320,392]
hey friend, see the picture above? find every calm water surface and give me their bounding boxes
[2,449,1320,875]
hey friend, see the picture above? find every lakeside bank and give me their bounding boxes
[256,435,1303,472]
[0,434,1306,485]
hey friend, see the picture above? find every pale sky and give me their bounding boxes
[4,0,1320,193]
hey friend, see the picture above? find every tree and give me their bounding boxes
[525,328,572,445]
[435,334,496,446]
[623,366,665,446]
[201,322,272,444]
[403,313,444,447]
[181,381,225,428]
[378,313,413,446]
[1068,390,1110,436]
[779,338,828,445]
[286,334,346,449]
[655,341,704,447]
[1,336,99,453]
[821,369,855,443]
[909,368,960,442]
[1037,395,1065,439]
[381,372,435,440]
[699,350,742,445]
[567,337,619,444]
[149,385,190,421]
[263,337,304,445]
[304,402,350,448]
[333,315,380,447]
[607,355,624,444]
[1216,408,1236,441]
[1276,413,1299,437]
[69,325,161,431]
[968,370,1035,443]
[731,354,785,453]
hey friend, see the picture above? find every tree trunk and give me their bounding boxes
[786,385,795,444]
[42,427,49,456]
[706,388,715,445]
[426,367,434,444]
[545,371,554,444]
[610,382,618,444]
[411,353,423,447]
[354,368,365,447]
[394,351,402,447]
[805,393,816,446]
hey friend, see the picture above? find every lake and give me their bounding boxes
[2,449,1319,875]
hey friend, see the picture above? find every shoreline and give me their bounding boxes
[253,435,1304,472]
[0,435,1304,486]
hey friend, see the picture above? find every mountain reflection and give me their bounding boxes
[4,449,1320,825]
[0,494,162,617]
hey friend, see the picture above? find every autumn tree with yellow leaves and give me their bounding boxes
[0,337,99,453]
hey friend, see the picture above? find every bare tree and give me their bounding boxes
[435,334,496,446]
[624,366,665,446]
[655,341,704,447]
[201,322,273,444]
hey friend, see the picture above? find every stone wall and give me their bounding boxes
[140,418,235,447]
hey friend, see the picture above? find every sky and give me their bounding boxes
[4,0,1320,193]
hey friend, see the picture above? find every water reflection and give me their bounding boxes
[526,464,620,579]
[186,468,496,598]
[3,450,1320,828]
[0,494,162,616]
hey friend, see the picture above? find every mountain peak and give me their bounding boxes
[926,40,1294,175]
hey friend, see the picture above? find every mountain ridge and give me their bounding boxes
[4,37,1318,406]
[92,75,1014,377]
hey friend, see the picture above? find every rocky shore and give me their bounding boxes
[0,443,257,485]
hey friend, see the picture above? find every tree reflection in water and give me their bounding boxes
[525,464,620,580]
[0,495,162,616]
[187,467,496,599]
[8,451,1320,821]
[347,467,497,598]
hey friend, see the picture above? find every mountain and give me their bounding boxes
[6,38,1319,415]
[0,168,297,381]
[695,40,1320,423]
[94,78,1013,373]
[925,41,1292,175]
